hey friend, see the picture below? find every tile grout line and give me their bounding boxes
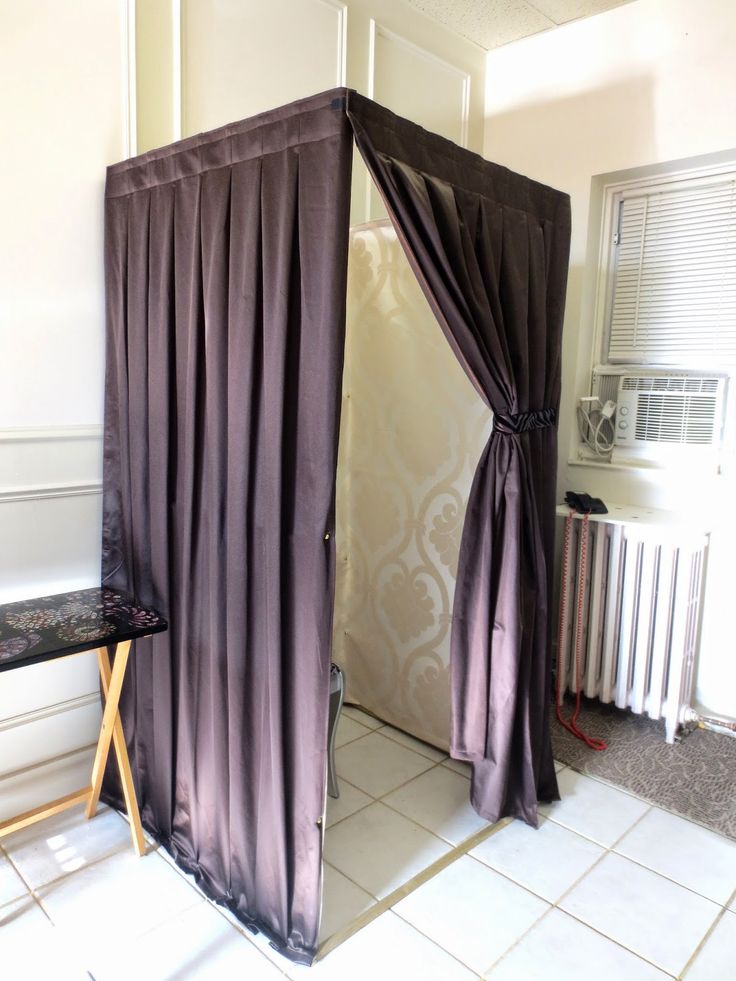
[482,802,683,978]
[475,825,621,976]
[544,801,734,908]
[1,803,210,947]
[326,755,449,831]
[317,816,514,960]
[327,729,691,972]
[374,727,448,763]
[200,899,292,977]
[35,811,289,978]
[393,808,670,980]
[0,841,56,927]
[549,799,723,978]
[678,902,732,980]
[381,910,484,979]
[553,805,679,974]
[558,757,736,842]
[340,709,451,762]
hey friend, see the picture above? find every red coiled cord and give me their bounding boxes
[555,509,607,751]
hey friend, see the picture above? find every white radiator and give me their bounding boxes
[556,504,709,743]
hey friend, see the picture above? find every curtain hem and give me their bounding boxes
[100,789,318,965]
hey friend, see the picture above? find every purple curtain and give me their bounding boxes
[101,91,352,962]
[347,92,571,826]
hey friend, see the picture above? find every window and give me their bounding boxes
[605,173,736,367]
[582,160,736,469]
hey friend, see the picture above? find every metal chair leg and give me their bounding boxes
[327,664,345,799]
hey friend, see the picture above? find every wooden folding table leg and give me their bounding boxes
[85,641,145,855]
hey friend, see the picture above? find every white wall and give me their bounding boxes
[0,0,483,812]
[484,0,736,719]
[0,0,132,815]
[135,0,485,223]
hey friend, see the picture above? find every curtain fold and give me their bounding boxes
[102,90,353,962]
[102,86,572,963]
[347,92,571,826]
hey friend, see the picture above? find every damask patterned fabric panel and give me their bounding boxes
[333,222,492,751]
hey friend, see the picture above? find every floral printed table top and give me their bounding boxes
[0,587,167,672]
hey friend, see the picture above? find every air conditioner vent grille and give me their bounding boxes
[620,375,720,394]
[614,373,725,452]
[634,394,717,444]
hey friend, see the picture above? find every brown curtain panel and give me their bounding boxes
[101,91,353,963]
[347,92,571,826]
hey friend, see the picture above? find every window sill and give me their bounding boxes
[567,455,725,477]
[567,457,660,474]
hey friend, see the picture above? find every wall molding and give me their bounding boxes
[123,0,137,157]
[0,425,103,502]
[0,425,102,443]
[172,0,183,141]
[318,0,348,86]
[0,692,99,736]
[368,21,471,148]
[0,482,102,505]
[0,742,96,788]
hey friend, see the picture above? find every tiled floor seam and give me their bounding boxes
[318,817,514,958]
[322,858,380,903]
[385,908,485,979]
[462,829,622,975]
[582,799,734,910]
[373,758,456,799]
[541,799,653,848]
[201,898,292,977]
[677,903,733,979]
[334,726,372,749]
[323,777,378,831]
[325,761,663,961]
[143,775,728,973]
[1,844,55,927]
[377,795,474,847]
[327,756,449,831]
[99,852,293,977]
[377,729,449,763]
[538,803,710,978]
[340,710,452,762]
[549,906,677,977]
[609,845,735,907]
[561,760,736,841]
[479,904,554,977]
[479,803,674,976]
[0,836,56,921]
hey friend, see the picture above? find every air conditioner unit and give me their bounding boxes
[613,373,726,462]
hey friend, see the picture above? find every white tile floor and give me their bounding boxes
[1,713,734,980]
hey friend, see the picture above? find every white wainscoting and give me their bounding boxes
[0,426,104,811]
[0,746,97,823]
[362,19,472,220]
[369,22,471,147]
[181,0,347,137]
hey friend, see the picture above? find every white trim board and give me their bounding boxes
[0,692,100,736]
[0,483,102,505]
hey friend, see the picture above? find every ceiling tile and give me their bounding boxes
[404,0,555,50]
[528,0,633,26]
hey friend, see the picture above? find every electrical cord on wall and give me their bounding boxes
[577,397,616,456]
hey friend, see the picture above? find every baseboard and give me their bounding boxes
[0,743,96,823]
[0,695,101,782]
[0,691,100,735]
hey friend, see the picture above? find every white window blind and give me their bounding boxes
[608,175,736,365]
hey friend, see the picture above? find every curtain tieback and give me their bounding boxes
[494,407,556,435]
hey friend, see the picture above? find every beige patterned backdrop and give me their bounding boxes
[332,222,492,750]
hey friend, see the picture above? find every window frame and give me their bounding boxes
[580,157,736,472]
[592,160,736,375]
